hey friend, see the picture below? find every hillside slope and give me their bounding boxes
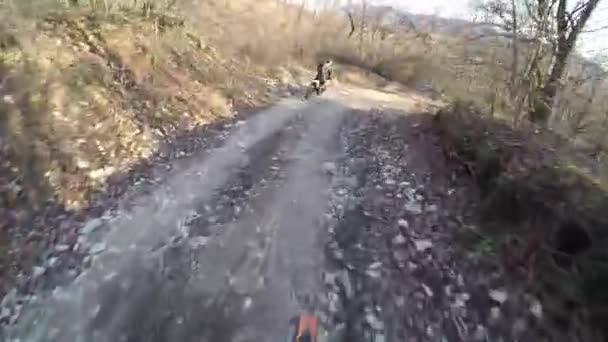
[0,1,311,299]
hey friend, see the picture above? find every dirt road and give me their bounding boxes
[1,85,550,342]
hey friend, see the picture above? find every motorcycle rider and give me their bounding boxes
[313,59,333,93]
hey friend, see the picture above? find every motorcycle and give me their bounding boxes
[286,311,387,342]
[303,79,329,100]
[287,312,346,342]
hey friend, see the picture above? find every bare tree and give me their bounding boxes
[358,0,367,57]
[473,0,602,126]
[347,11,356,38]
[342,0,357,38]
[470,0,530,121]
[370,6,389,41]
[529,0,602,125]
[509,0,519,96]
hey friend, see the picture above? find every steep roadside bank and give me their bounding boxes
[0,11,306,303]
[435,102,607,341]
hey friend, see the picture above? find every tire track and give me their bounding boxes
[3,99,349,342]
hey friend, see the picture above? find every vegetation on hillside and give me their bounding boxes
[435,102,607,340]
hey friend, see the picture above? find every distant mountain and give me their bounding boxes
[348,5,502,36]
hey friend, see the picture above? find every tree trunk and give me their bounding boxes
[358,0,367,58]
[509,0,519,97]
[529,0,601,125]
[543,49,568,100]
[347,12,356,38]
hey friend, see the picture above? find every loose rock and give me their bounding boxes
[328,292,340,313]
[323,271,338,286]
[413,239,433,252]
[81,218,103,235]
[55,244,70,253]
[530,299,543,319]
[336,188,348,196]
[365,312,384,331]
[369,262,382,269]
[322,162,337,175]
[339,271,354,299]
[90,242,107,255]
[188,236,209,249]
[366,269,382,278]
[472,325,488,341]
[404,201,422,214]
[489,307,501,324]
[421,283,434,297]
[392,234,407,245]
[32,266,46,279]
[488,289,508,304]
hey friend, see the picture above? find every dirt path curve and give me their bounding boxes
[2,83,548,342]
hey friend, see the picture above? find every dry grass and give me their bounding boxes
[0,0,323,213]
[0,0,327,296]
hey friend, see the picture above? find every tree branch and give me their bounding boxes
[510,0,520,96]
[346,10,356,38]
[570,1,588,19]
[566,0,601,47]
[556,0,568,43]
